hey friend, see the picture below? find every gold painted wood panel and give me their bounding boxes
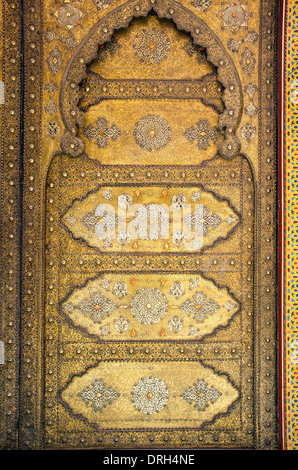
[0,0,279,450]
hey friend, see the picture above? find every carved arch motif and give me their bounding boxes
[59,0,243,159]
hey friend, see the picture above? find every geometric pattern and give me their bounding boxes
[281,0,298,450]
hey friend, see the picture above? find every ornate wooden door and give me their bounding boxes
[0,0,278,450]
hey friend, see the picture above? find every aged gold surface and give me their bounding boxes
[0,0,278,450]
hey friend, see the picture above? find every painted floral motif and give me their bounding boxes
[183,119,221,151]
[228,30,258,53]
[170,281,185,299]
[180,291,220,324]
[183,205,222,237]
[81,211,98,230]
[131,377,168,414]
[44,120,61,138]
[226,215,237,225]
[63,214,77,226]
[77,292,117,323]
[172,194,187,212]
[92,0,113,9]
[134,115,171,152]
[189,325,200,337]
[130,288,168,325]
[114,316,129,333]
[116,229,131,246]
[100,324,110,336]
[168,316,183,333]
[224,300,238,312]
[189,278,200,291]
[182,40,207,65]
[172,230,186,246]
[191,191,201,202]
[182,379,222,411]
[244,82,258,116]
[47,46,63,76]
[83,117,121,149]
[78,378,119,412]
[112,282,128,299]
[44,101,57,116]
[97,37,121,62]
[44,81,58,96]
[133,28,170,65]
[44,28,77,50]
[53,1,86,31]
[118,194,133,210]
[240,48,256,76]
[102,189,113,200]
[191,0,212,12]
[100,278,111,291]
[216,0,252,34]
[241,123,256,141]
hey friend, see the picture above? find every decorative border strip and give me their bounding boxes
[254,0,278,450]
[19,0,44,449]
[280,0,298,451]
[0,0,22,450]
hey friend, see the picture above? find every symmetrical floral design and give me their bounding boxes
[134,115,171,152]
[112,282,128,299]
[170,281,185,299]
[44,81,58,116]
[189,278,199,291]
[44,28,78,49]
[83,117,122,149]
[133,28,170,65]
[44,120,61,138]
[183,119,221,151]
[53,1,86,31]
[102,188,113,200]
[44,81,58,96]
[180,291,220,324]
[78,378,119,412]
[130,288,168,325]
[216,0,252,34]
[241,123,256,141]
[171,194,187,212]
[131,377,168,414]
[172,230,185,246]
[168,315,183,333]
[114,316,129,333]
[182,379,222,411]
[224,300,238,312]
[191,191,201,202]
[44,101,57,116]
[183,205,222,237]
[240,48,256,76]
[47,46,63,76]
[228,30,258,53]
[77,292,117,323]
[244,82,258,116]
[189,325,200,337]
